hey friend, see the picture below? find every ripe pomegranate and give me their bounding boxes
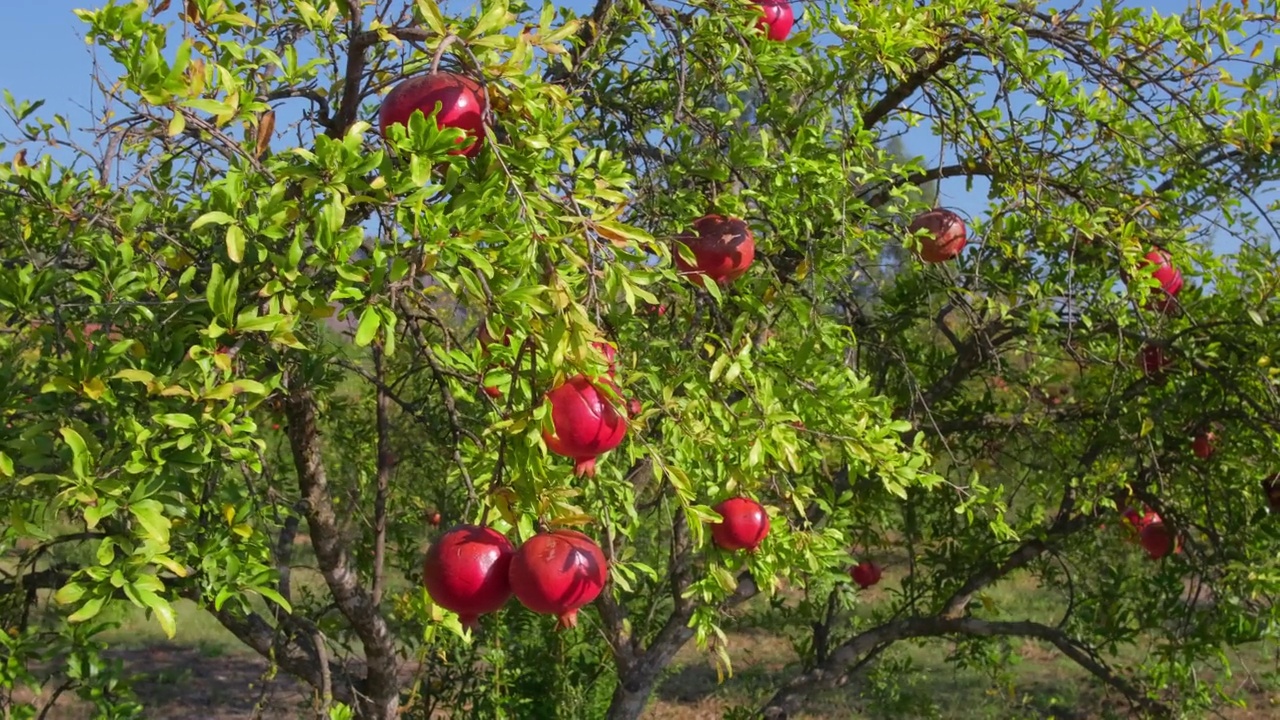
[542,375,628,477]
[908,208,967,263]
[1140,344,1171,377]
[673,215,756,287]
[422,525,515,627]
[508,530,608,628]
[428,511,442,526]
[1139,521,1177,559]
[1135,248,1183,313]
[627,397,642,418]
[379,72,486,157]
[641,303,667,317]
[710,497,770,552]
[850,561,883,589]
[754,0,794,41]
[1192,431,1215,459]
[1122,506,1160,534]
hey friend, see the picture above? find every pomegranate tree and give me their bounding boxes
[508,530,608,628]
[542,375,628,476]
[673,214,756,287]
[908,208,968,263]
[379,72,486,157]
[422,525,515,627]
[710,496,770,552]
[850,561,883,589]
[754,0,794,41]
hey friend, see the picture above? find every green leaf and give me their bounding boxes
[226,224,245,263]
[256,586,293,614]
[154,413,198,429]
[59,427,91,480]
[112,369,156,384]
[130,499,172,545]
[0,451,12,478]
[470,0,509,39]
[135,587,177,639]
[355,307,381,347]
[54,582,86,605]
[192,211,236,230]
[67,595,106,623]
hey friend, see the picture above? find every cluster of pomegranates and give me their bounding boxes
[423,525,608,629]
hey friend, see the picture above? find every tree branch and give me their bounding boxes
[762,616,1170,719]
[283,390,400,718]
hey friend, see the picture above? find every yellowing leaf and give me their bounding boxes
[81,378,106,400]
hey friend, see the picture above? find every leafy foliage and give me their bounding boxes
[1,0,1280,718]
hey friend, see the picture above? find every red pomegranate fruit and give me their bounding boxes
[508,530,608,628]
[908,208,967,263]
[1122,506,1160,536]
[1140,344,1171,377]
[754,0,794,41]
[627,397,643,418]
[673,215,756,287]
[379,72,486,157]
[1135,248,1183,313]
[542,375,628,476]
[1192,431,1215,459]
[710,497,770,552]
[422,525,515,627]
[1139,521,1177,559]
[850,561,883,589]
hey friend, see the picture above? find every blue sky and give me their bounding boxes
[0,0,1273,255]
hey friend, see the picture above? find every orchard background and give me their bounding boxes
[3,0,1280,718]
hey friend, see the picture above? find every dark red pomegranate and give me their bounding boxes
[1140,344,1171,377]
[908,208,967,263]
[542,375,628,476]
[1139,521,1177,559]
[1192,431,1215,459]
[1136,248,1183,313]
[508,530,608,628]
[641,303,668,317]
[754,0,794,41]
[422,525,515,627]
[710,497,770,552]
[850,561,883,589]
[379,72,486,157]
[627,397,642,418]
[673,215,756,287]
